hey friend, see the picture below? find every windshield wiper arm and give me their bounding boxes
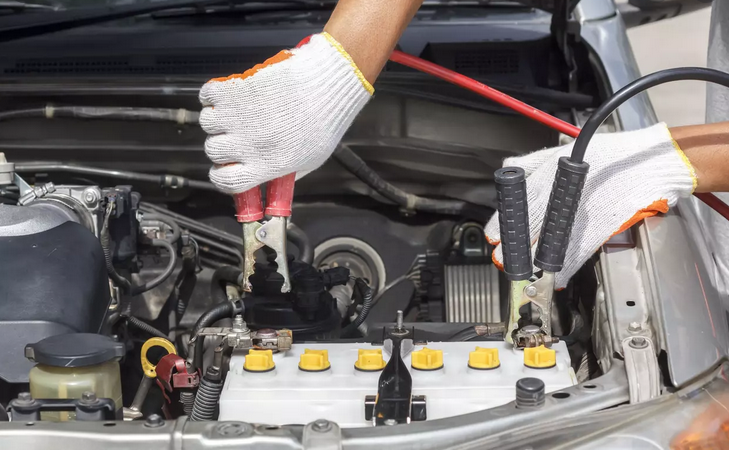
[0,0,321,42]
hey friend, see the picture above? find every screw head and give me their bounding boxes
[525,286,538,297]
[144,414,165,428]
[81,391,97,403]
[629,336,648,349]
[83,189,98,205]
[17,392,32,402]
[312,419,332,432]
[628,322,642,332]
[258,230,267,239]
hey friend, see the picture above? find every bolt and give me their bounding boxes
[384,419,398,426]
[144,414,165,428]
[233,315,246,330]
[312,419,332,432]
[628,322,642,332]
[17,392,32,402]
[81,391,97,403]
[83,189,98,205]
[258,230,267,239]
[629,336,648,349]
[216,422,252,437]
[396,310,404,330]
[525,286,538,297]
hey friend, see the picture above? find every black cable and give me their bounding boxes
[100,201,132,293]
[189,299,243,370]
[126,316,168,339]
[141,213,181,244]
[340,278,375,338]
[333,145,491,221]
[571,67,729,163]
[130,239,178,296]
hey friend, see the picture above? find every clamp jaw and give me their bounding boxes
[494,167,556,348]
[234,173,296,293]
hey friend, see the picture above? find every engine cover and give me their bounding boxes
[0,205,111,383]
[219,341,575,427]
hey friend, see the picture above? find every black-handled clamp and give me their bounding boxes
[495,167,560,348]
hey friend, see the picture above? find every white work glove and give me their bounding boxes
[199,32,374,194]
[485,123,698,289]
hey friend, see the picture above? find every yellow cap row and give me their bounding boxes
[243,346,556,372]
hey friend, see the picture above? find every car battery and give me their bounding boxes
[219,341,576,427]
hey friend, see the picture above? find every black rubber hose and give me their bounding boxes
[210,266,243,306]
[333,146,490,221]
[126,316,168,339]
[130,239,178,296]
[190,368,224,421]
[286,222,313,264]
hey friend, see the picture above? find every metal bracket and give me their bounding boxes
[622,336,660,404]
[364,395,426,425]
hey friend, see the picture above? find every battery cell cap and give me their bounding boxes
[244,349,275,372]
[411,347,444,371]
[354,348,386,371]
[468,347,500,370]
[524,345,556,369]
[299,349,331,372]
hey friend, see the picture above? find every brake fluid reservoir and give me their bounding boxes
[25,333,125,420]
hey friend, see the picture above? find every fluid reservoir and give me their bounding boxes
[25,333,125,420]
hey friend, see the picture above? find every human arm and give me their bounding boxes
[199,0,423,193]
[671,121,729,193]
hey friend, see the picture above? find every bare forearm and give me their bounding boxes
[671,122,729,193]
[324,0,423,84]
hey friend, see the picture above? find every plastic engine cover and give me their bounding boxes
[220,341,575,427]
[0,209,110,383]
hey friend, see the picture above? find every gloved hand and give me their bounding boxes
[485,123,698,289]
[199,32,374,194]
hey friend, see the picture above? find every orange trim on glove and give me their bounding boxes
[208,50,293,84]
[609,199,669,239]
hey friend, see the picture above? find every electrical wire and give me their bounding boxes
[390,53,729,221]
[390,50,580,138]
[565,67,729,221]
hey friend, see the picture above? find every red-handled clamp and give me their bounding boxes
[234,173,296,293]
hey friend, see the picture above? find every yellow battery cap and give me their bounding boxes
[354,348,386,371]
[411,347,444,371]
[244,349,275,372]
[468,347,500,370]
[299,349,331,372]
[524,345,556,369]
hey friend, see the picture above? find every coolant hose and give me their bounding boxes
[333,146,490,221]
